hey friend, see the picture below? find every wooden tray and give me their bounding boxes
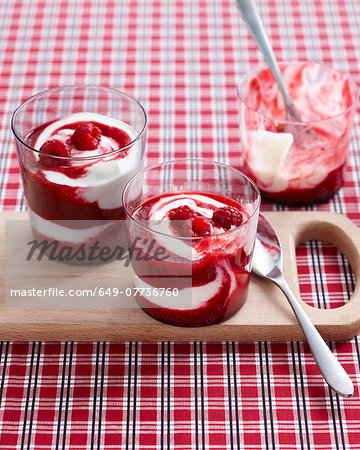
[1,211,360,342]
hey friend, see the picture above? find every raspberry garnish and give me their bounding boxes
[182,217,212,237]
[190,216,211,237]
[212,206,243,230]
[168,205,197,221]
[39,139,71,167]
[70,122,102,150]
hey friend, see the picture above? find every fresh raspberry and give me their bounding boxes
[168,205,196,221]
[182,217,211,237]
[70,122,102,150]
[40,139,71,157]
[191,216,211,237]
[39,139,71,167]
[212,206,243,230]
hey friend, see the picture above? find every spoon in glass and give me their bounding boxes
[235,0,316,140]
[253,213,354,398]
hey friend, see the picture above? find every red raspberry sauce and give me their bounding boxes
[243,160,346,204]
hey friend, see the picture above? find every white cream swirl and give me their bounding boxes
[34,112,143,210]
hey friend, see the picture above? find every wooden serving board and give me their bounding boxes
[0,211,360,342]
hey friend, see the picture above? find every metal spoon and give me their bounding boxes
[235,0,303,125]
[253,213,354,398]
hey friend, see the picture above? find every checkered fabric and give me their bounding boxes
[1,0,360,448]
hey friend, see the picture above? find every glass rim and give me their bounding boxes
[11,84,148,161]
[122,158,261,242]
[236,61,359,126]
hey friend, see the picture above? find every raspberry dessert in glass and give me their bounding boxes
[12,86,147,261]
[237,62,358,204]
[123,159,260,327]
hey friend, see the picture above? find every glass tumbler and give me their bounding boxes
[11,85,147,262]
[123,159,260,327]
[237,61,358,204]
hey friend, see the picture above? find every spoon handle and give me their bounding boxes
[276,276,354,398]
[235,0,300,120]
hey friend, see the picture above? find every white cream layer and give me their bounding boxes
[28,208,115,243]
[36,112,143,210]
[246,130,293,192]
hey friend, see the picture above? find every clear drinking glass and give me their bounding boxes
[123,159,260,327]
[11,85,147,261]
[237,61,358,204]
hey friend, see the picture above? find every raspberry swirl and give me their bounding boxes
[129,192,255,327]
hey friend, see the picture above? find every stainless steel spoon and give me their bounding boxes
[235,0,303,124]
[253,213,354,398]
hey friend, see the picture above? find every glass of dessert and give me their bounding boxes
[237,61,358,204]
[123,159,261,327]
[11,85,147,262]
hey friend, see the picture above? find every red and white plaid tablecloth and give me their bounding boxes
[1,0,360,448]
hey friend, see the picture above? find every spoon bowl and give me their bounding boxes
[253,213,354,398]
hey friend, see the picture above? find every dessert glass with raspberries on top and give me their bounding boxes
[123,159,260,327]
[12,85,147,263]
[237,62,358,204]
